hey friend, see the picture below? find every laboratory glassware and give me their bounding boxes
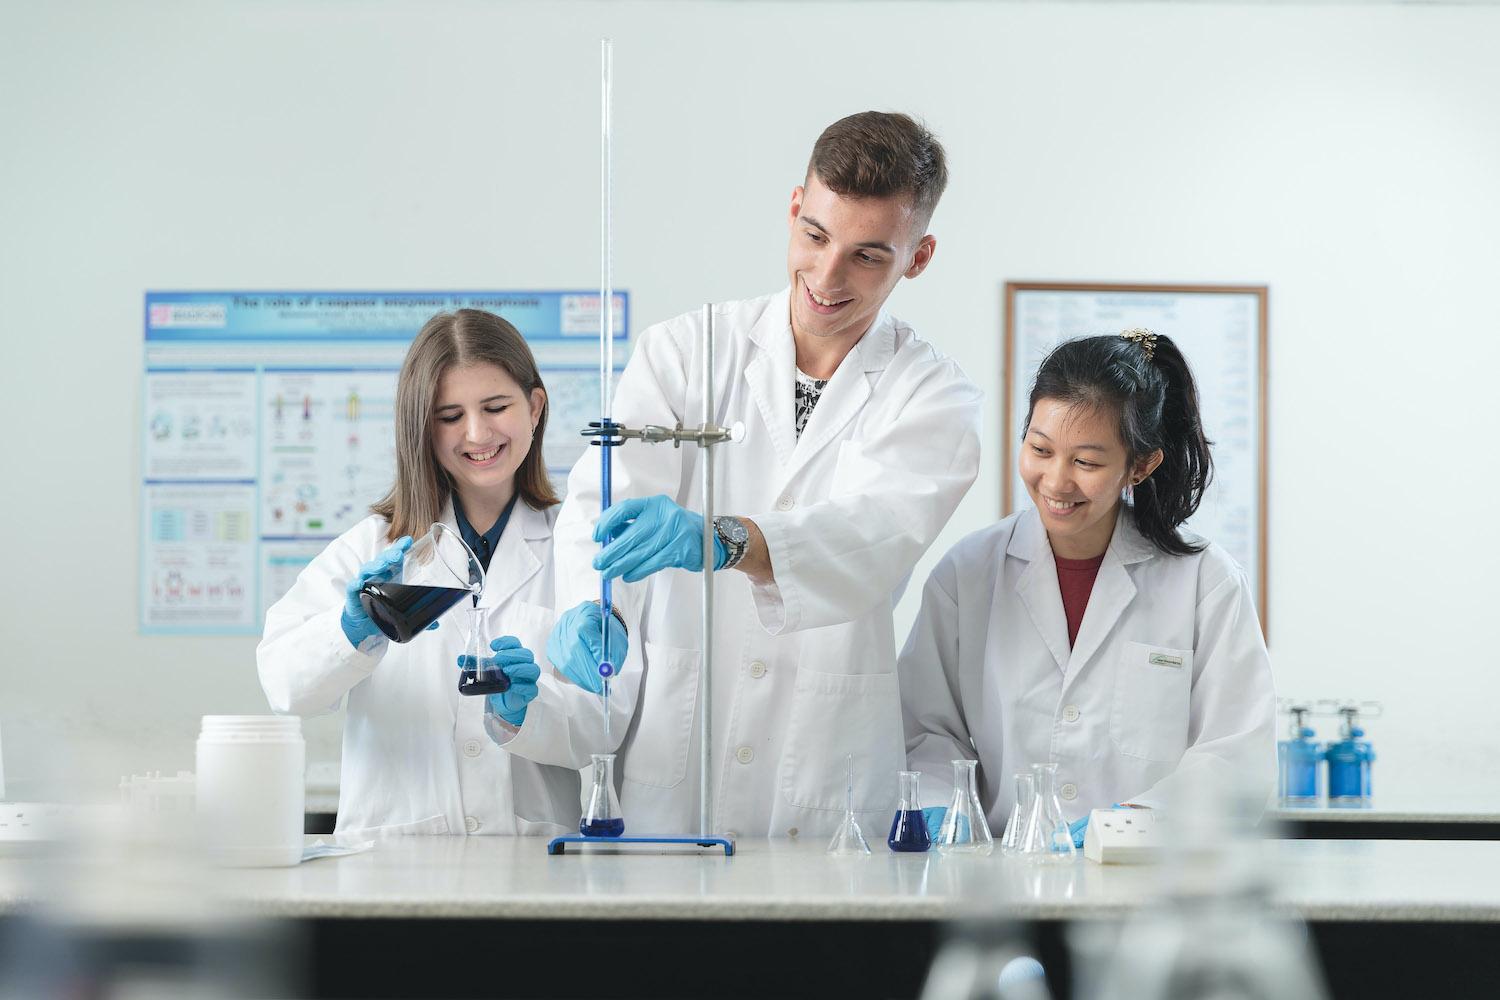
[826,754,871,856]
[1018,763,1076,863]
[888,770,931,853]
[1276,701,1322,806]
[358,523,484,643]
[935,760,994,856]
[580,753,625,837]
[456,603,508,697]
[999,772,1035,856]
[1325,703,1377,806]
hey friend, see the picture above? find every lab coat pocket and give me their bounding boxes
[1110,641,1193,761]
[621,641,700,789]
[780,668,903,813]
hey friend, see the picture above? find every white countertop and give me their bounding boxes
[8,836,1500,924]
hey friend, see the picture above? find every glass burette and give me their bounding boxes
[596,37,616,742]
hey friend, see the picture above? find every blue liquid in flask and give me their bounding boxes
[888,810,931,852]
[580,817,625,838]
[359,582,470,643]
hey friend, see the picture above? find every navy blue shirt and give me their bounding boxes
[453,492,518,577]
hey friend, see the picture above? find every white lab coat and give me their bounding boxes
[899,506,1276,830]
[256,500,581,837]
[501,290,983,839]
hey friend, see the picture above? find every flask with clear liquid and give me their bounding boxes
[935,760,994,855]
[580,753,624,838]
[1018,762,1076,863]
[999,772,1035,856]
[887,770,931,853]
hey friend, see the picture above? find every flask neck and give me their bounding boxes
[896,770,922,811]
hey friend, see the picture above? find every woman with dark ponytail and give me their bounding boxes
[898,330,1275,845]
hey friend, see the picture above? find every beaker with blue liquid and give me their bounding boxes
[580,753,625,837]
[359,523,483,643]
[888,770,931,853]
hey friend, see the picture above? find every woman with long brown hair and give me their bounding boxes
[257,309,623,837]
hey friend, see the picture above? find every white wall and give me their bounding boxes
[3,0,1497,802]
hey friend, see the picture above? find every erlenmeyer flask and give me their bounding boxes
[827,754,871,856]
[936,760,994,855]
[888,770,931,853]
[999,773,1036,856]
[1018,762,1077,864]
[359,523,484,642]
[456,604,508,697]
[580,753,625,838]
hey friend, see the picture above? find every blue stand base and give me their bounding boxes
[547,835,735,856]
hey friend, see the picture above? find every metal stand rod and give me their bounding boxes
[699,304,715,839]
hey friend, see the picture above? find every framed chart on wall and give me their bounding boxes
[1003,282,1269,632]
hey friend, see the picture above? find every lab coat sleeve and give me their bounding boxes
[256,533,387,717]
[754,360,982,634]
[897,554,975,809]
[1127,569,1277,812]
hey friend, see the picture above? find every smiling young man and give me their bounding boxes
[497,112,983,840]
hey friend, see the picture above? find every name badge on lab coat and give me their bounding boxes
[1148,653,1184,668]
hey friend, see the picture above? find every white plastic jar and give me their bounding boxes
[196,715,305,867]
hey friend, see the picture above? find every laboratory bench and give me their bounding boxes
[1269,796,1500,840]
[5,836,1500,998]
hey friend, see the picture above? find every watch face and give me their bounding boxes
[719,517,750,543]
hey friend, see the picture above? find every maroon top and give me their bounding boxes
[1055,552,1106,648]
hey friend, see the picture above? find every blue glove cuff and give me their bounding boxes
[488,694,527,727]
[340,609,377,649]
[713,533,729,571]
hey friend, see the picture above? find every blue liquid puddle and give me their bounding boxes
[580,817,625,838]
[888,810,931,852]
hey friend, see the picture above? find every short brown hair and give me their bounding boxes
[806,111,949,234]
[371,309,558,542]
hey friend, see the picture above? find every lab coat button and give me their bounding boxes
[1062,705,1080,723]
[463,739,482,757]
[776,494,795,511]
[1060,783,1078,801]
[748,661,767,678]
[736,746,754,764]
[464,816,479,833]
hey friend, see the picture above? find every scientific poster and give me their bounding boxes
[140,291,626,634]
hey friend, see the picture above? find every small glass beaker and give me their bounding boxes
[1018,762,1076,864]
[935,760,994,856]
[580,753,624,838]
[887,770,931,853]
[358,523,484,643]
[999,772,1036,856]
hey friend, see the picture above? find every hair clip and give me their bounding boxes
[1120,328,1158,362]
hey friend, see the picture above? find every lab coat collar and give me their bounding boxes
[1008,506,1158,680]
[746,288,896,480]
[435,496,549,610]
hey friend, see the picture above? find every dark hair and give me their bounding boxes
[806,111,948,234]
[371,309,558,542]
[1023,334,1213,556]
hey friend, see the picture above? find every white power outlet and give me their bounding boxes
[1082,807,1167,864]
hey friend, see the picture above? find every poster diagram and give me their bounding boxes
[141,291,627,634]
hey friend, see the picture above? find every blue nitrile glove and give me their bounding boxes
[546,601,629,695]
[923,807,947,839]
[341,536,415,648]
[1071,805,1129,847]
[592,495,727,583]
[478,636,542,726]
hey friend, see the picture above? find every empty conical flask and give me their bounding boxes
[999,772,1036,856]
[936,760,994,855]
[1018,762,1076,864]
[580,753,624,838]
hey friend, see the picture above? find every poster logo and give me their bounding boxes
[150,303,228,328]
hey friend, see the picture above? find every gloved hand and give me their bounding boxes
[547,601,629,695]
[341,536,414,648]
[481,636,542,727]
[922,807,947,839]
[592,495,727,583]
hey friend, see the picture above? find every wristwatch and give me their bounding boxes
[713,515,750,570]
